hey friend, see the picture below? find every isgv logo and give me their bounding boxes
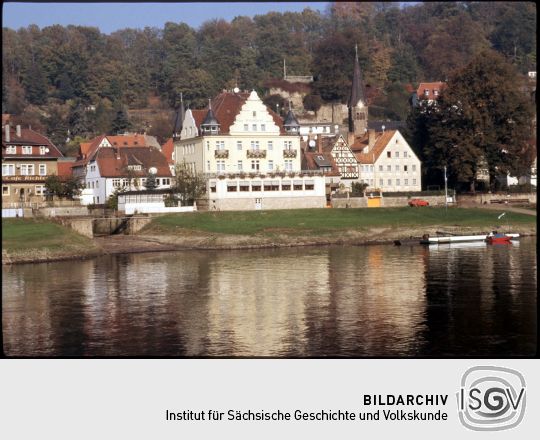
[457,366,526,431]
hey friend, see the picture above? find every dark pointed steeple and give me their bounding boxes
[348,44,366,108]
[283,101,300,134]
[201,99,220,134]
[172,93,185,139]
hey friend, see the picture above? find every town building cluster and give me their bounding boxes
[1,52,536,214]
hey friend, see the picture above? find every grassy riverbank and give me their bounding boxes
[2,207,536,264]
[2,218,99,264]
[143,207,536,235]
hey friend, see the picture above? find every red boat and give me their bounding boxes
[486,232,512,244]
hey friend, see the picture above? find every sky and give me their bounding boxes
[2,2,330,33]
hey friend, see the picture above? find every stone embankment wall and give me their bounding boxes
[332,195,446,208]
[53,218,94,238]
[457,193,535,204]
[127,217,153,234]
[37,206,89,217]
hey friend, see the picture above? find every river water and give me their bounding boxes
[2,238,537,357]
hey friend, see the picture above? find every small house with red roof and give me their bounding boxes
[350,129,422,192]
[71,134,172,205]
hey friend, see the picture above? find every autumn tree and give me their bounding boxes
[412,51,535,192]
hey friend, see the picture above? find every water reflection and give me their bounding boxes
[2,238,536,357]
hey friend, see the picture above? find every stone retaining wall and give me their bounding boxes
[457,193,535,204]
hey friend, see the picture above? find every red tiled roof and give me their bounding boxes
[57,162,74,178]
[354,130,396,164]
[160,138,174,164]
[301,137,341,176]
[95,146,172,178]
[416,82,446,99]
[1,126,63,158]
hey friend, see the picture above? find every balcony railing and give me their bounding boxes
[214,149,229,159]
[246,149,266,159]
[283,149,297,158]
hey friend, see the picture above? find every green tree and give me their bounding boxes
[172,162,207,206]
[416,51,535,192]
[45,175,83,200]
[23,62,48,105]
[111,102,131,134]
[144,172,158,190]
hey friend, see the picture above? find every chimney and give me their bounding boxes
[367,129,376,151]
[4,124,9,143]
[16,125,21,137]
[316,135,323,154]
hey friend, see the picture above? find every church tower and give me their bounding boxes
[348,45,368,138]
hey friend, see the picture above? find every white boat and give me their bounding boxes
[421,233,520,245]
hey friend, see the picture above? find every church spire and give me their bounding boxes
[348,44,366,108]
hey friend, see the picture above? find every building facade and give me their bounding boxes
[2,124,63,205]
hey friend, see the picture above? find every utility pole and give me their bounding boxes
[444,165,448,213]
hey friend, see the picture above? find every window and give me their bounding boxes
[244,124,249,131]
[141,178,147,186]
[96,180,99,188]
[404,179,408,185]
[284,160,293,171]
[379,179,383,186]
[216,140,225,150]
[250,140,260,150]
[293,182,303,191]
[379,165,383,172]
[40,146,46,155]
[251,182,261,191]
[284,140,292,150]
[369,165,374,172]
[412,164,417,172]
[216,160,226,172]
[206,141,210,151]
[6,146,16,154]
[251,160,260,171]
[155,178,161,186]
[227,183,237,192]
[39,164,47,175]
[239,182,249,192]
[413,179,417,185]
[404,151,408,158]
[20,164,34,175]
[387,165,391,172]
[237,160,243,171]
[281,182,291,191]
[396,179,400,186]
[268,160,274,171]
[434,90,439,96]
[113,179,121,188]
[2,164,15,175]
[207,161,211,171]
[263,181,273,191]
[252,124,257,131]
[395,165,400,171]
[2,186,9,195]
[387,179,392,186]
[261,124,266,132]
[304,181,314,190]
[35,185,45,196]
[396,139,399,144]
[424,89,429,96]
[237,141,242,151]
[395,152,399,158]
[252,111,256,117]
[268,141,273,150]
[387,151,391,158]
[22,146,32,154]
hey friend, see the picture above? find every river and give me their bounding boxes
[2,238,536,357]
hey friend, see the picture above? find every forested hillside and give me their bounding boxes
[2,1,536,152]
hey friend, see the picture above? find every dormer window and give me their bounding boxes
[434,90,439,96]
[127,165,142,171]
[6,146,16,154]
[22,146,32,154]
[424,90,430,96]
[40,146,46,155]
